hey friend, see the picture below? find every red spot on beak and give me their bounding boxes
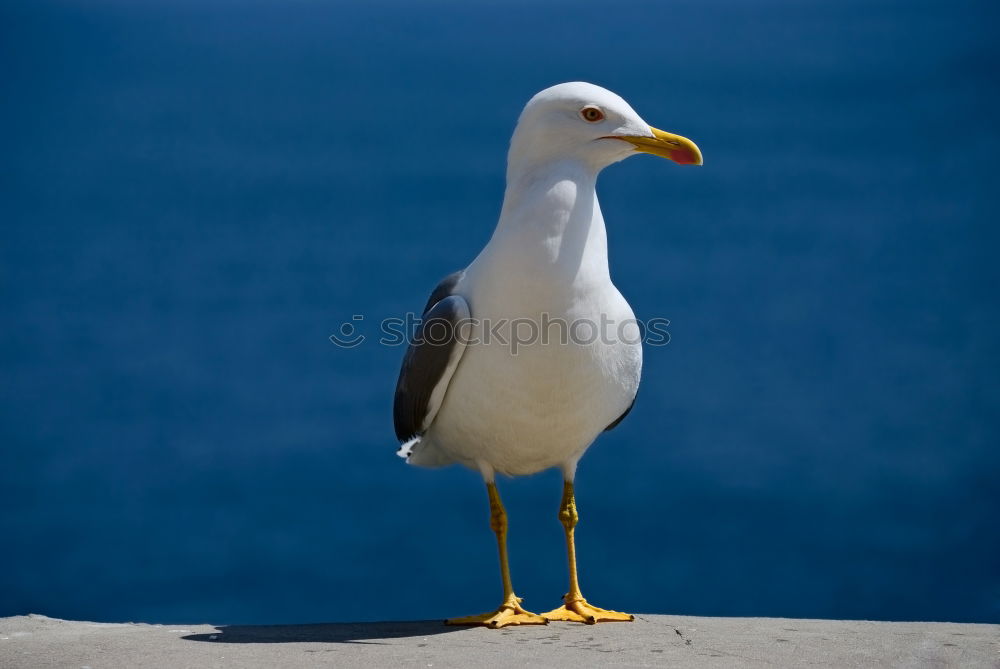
[671,146,700,165]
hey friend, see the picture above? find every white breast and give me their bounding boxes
[420,164,642,476]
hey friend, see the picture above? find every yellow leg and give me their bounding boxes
[446,481,547,628]
[542,480,634,624]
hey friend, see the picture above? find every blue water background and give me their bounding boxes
[2,0,998,624]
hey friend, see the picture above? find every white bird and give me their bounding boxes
[394,82,702,628]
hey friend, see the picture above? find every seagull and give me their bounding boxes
[393,82,702,628]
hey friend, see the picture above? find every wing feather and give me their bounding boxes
[393,273,470,441]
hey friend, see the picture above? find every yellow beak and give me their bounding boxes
[615,127,703,166]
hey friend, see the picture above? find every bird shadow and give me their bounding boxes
[182,619,468,645]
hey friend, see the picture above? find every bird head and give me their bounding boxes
[508,82,702,174]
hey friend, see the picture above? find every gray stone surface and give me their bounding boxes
[1,613,996,668]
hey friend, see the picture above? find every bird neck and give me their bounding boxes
[484,160,610,285]
[484,158,610,287]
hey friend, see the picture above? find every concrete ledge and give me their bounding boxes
[1,613,996,668]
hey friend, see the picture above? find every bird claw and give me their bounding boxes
[542,595,634,624]
[446,594,548,628]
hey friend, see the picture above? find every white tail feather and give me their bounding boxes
[397,436,421,460]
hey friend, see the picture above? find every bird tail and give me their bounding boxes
[396,436,421,461]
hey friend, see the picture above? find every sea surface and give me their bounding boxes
[2,0,998,624]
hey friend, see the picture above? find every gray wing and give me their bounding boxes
[420,270,464,315]
[393,272,470,442]
[604,396,636,431]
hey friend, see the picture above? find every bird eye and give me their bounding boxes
[580,106,605,123]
